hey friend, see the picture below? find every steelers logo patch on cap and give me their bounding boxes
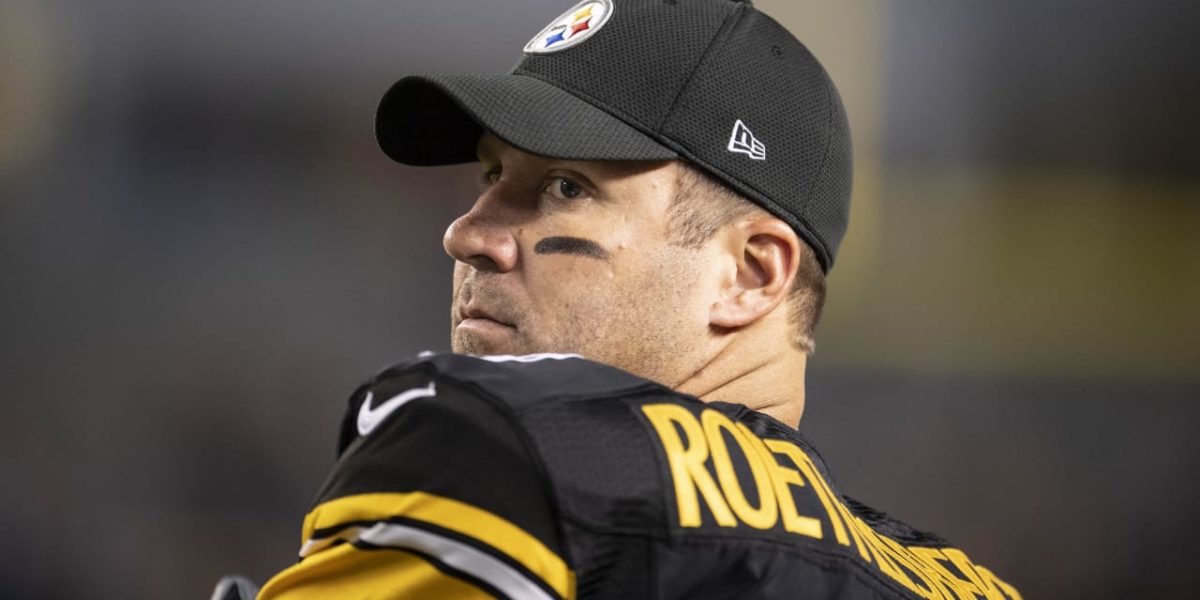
[523,0,613,55]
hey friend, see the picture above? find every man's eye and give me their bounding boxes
[543,177,586,201]
[479,168,501,186]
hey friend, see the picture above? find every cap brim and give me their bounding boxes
[376,73,678,166]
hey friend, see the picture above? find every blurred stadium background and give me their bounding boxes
[2,0,1197,597]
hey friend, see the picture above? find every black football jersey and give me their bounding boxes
[258,353,1021,600]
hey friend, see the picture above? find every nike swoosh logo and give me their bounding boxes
[356,382,437,436]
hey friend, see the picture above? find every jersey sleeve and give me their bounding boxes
[257,361,575,600]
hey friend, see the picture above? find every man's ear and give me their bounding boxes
[709,216,800,329]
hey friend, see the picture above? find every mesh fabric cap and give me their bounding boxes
[376,0,853,271]
[378,74,679,164]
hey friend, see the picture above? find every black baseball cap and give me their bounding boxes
[376,0,852,271]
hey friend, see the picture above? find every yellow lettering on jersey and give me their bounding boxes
[847,515,908,588]
[642,404,737,528]
[876,532,949,599]
[641,404,1022,600]
[911,547,985,600]
[976,566,1024,600]
[701,410,779,530]
[765,436,1018,600]
[940,548,1009,600]
[767,441,856,550]
[741,425,822,539]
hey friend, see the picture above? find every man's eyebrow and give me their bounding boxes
[475,146,494,164]
[475,136,501,163]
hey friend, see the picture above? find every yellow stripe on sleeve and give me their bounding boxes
[257,540,496,600]
[278,491,574,599]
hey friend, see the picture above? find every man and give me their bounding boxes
[240,0,1022,598]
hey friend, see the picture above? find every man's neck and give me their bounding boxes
[672,334,807,428]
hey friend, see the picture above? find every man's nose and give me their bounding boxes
[442,190,520,273]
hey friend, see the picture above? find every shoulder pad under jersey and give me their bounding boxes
[337,352,661,453]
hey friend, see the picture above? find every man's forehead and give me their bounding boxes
[474,132,519,163]
[475,131,578,165]
[474,131,675,180]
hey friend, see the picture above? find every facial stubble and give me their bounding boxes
[451,238,706,387]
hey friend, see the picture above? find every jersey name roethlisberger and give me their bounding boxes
[642,404,1021,600]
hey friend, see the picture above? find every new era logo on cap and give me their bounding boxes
[727,119,766,160]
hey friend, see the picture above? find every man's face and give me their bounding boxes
[444,133,718,384]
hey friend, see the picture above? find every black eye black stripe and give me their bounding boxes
[534,236,610,260]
